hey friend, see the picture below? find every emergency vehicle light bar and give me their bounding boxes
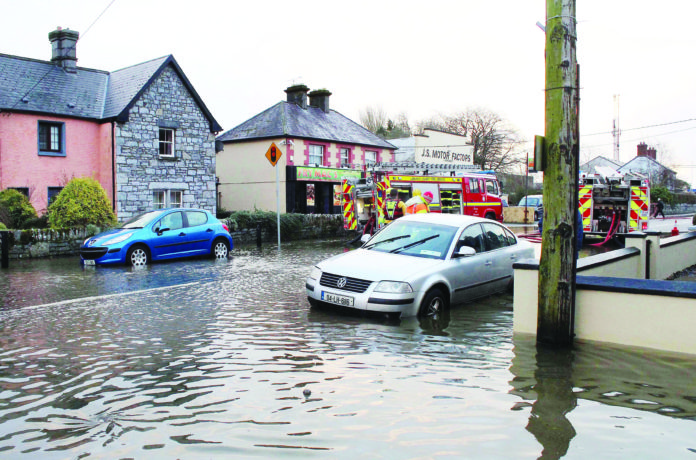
[370,162,482,172]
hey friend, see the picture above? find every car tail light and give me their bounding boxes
[222,223,230,232]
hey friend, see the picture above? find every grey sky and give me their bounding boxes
[2,0,694,184]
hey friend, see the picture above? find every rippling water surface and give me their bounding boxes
[1,240,695,458]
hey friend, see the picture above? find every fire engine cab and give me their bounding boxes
[340,163,505,232]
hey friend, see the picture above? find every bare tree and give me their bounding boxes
[417,109,526,173]
[359,106,388,135]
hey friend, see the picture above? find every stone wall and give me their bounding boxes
[2,228,89,259]
[115,65,217,220]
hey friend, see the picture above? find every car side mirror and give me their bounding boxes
[156,227,170,235]
[455,246,476,258]
[360,234,371,244]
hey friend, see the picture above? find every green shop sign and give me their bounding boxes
[296,166,362,182]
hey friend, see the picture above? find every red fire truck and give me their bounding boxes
[340,164,505,231]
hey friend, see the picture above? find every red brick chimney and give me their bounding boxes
[636,142,656,160]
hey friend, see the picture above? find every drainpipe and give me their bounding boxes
[645,239,651,280]
[111,122,116,212]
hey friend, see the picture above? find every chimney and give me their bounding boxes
[284,84,309,109]
[647,147,657,160]
[637,142,648,158]
[48,27,79,72]
[308,89,332,113]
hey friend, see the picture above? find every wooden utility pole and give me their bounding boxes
[538,0,579,346]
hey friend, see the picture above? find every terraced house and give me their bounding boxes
[0,27,221,219]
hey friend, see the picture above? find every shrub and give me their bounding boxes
[0,222,6,230]
[0,189,37,229]
[48,177,117,229]
[22,214,49,229]
[650,186,673,206]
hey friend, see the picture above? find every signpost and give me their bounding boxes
[266,142,283,248]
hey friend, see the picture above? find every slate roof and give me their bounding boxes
[217,101,395,150]
[0,53,221,132]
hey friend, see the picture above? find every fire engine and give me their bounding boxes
[578,168,650,238]
[340,163,505,232]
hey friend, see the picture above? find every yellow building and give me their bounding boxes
[216,85,395,214]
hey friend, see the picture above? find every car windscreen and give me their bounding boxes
[363,221,457,260]
[121,211,163,229]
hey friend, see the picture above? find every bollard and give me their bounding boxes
[1,230,9,269]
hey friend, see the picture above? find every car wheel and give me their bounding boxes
[485,212,496,220]
[212,238,230,259]
[126,245,149,267]
[418,288,448,317]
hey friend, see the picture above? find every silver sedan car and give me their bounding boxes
[306,214,535,318]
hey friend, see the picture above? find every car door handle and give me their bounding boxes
[206,228,214,232]
[178,232,186,237]
[485,260,493,266]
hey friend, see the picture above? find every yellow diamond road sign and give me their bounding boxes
[265,142,282,167]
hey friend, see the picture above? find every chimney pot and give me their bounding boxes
[308,89,332,113]
[48,27,79,72]
[284,84,309,109]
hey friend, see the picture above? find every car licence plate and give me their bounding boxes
[322,291,354,307]
[83,259,95,266]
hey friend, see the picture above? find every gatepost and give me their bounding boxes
[1,230,9,268]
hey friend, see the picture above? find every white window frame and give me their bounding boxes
[159,128,175,158]
[340,147,350,166]
[365,150,377,166]
[153,189,183,208]
[308,145,324,166]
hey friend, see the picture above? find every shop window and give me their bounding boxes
[38,121,65,156]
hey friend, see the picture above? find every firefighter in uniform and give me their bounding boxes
[404,189,433,214]
[384,188,405,224]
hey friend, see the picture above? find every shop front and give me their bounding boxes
[286,166,363,215]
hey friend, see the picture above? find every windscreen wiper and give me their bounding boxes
[364,234,411,249]
[389,234,439,254]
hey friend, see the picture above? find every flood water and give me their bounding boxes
[1,239,695,458]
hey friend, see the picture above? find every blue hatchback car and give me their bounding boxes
[80,208,233,266]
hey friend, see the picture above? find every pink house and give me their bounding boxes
[0,28,222,218]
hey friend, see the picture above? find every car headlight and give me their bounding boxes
[102,232,134,246]
[309,266,322,280]
[374,281,413,294]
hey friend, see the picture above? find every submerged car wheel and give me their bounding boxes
[126,245,149,267]
[212,238,230,259]
[419,288,448,317]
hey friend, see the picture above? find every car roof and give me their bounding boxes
[398,213,492,227]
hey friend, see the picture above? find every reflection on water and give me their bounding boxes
[0,239,695,458]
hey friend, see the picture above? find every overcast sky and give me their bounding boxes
[2,0,695,184]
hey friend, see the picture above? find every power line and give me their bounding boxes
[582,117,696,137]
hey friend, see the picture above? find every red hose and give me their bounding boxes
[590,211,618,247]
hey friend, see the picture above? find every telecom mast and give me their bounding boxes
[612,95,621,162]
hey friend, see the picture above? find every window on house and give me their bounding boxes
[38,121,64,155]
[340,148,350,166]
[153,190,183,208]
[365,150,377,166]
[10,187,29,198]
[308,145,324,166]
[159,128,175,158]
[47,187,63,206]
